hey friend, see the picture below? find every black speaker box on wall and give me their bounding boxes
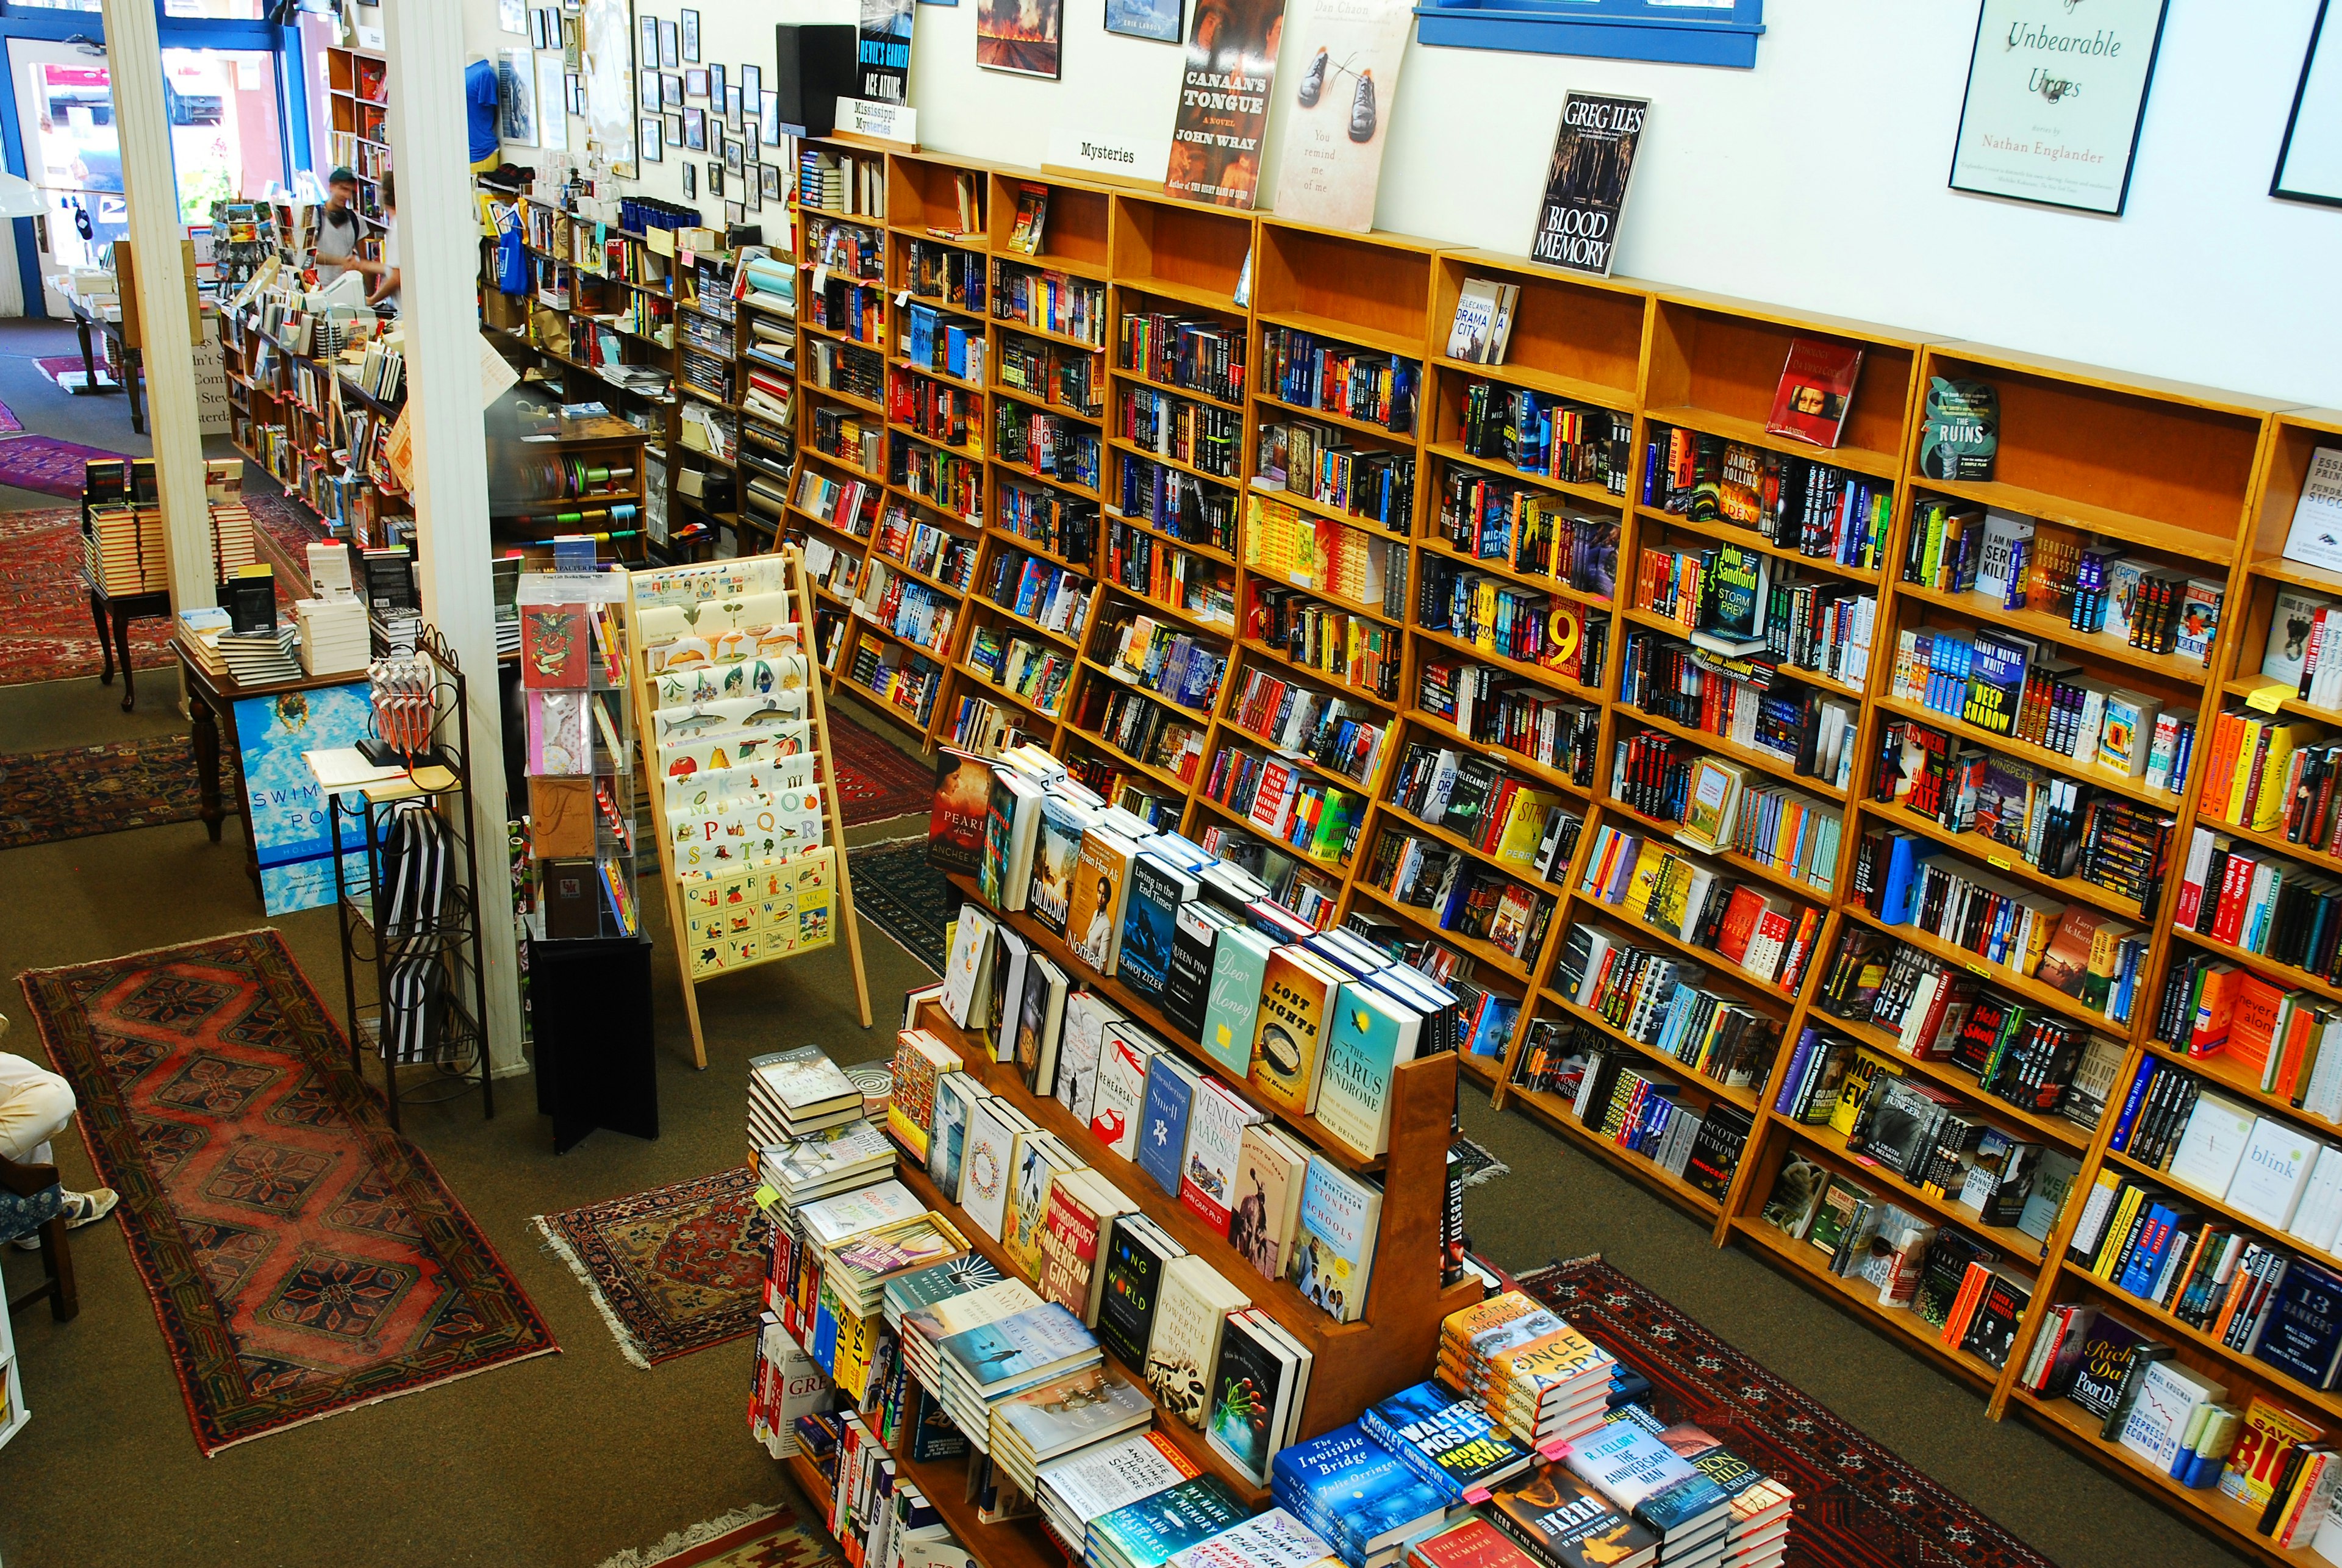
[773,24,856,138]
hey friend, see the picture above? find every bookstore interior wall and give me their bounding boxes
[467,0,2342,410]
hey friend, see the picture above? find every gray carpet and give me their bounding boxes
[0,317,241,510]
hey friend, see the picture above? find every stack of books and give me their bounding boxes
[1436,1291,1618,1447]
[989,1362,1154,1493]
[897,1275,1042,1403]
[294,596,370,675]
[176,607,232,677]
[1658,1424,1792,1568]
[1480,1472,1660,1568]
[817,1210,970,1319]
[217,625,303,685]
[1360,1381,1537,1504]
[1089,1475,1250,1568]
[1168,1508,1342,1568]
[749,1044,866,1147]
[84,504,170,594]
[760,1117,897,1208]
[932,1300,1102,1454]
[210,501,256,577]
[1034,1430,1200,1556]
[1563,1411,1736,1568]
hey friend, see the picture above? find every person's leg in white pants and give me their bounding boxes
[0,1050,118,1242]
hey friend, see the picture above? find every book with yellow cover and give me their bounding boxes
[1250,947,1344,1115]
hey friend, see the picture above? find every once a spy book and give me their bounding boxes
[1529,92,1648,277]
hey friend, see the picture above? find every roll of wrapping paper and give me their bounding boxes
[510,505,640,530]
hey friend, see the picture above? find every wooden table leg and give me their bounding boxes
[189,686,225,843]
[127,350,145,435]
[76,318,96,389]
[89,587,114,687]
[113,607,135,711]
[227,728,262,897]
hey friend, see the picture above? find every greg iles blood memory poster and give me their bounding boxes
[1167,0,1289,209]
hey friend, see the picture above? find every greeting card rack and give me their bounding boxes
[621,548,873,1069]
[326,623,496,1129]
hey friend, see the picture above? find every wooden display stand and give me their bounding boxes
[622,548,873,1067]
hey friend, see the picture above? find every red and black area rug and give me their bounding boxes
[535,1167,767,1369]
[18,929,557,1453]
[0,734,238,850]
[1519,1257,2054,1568]
[825,703,934,826]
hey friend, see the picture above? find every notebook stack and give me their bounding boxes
[1657,1425,1791,1568]
[1034,1430,1200,1556]
[1088,1475,1251,1568]
[1563,1411,1735,1568]
[932,1300,1103,1455]
[990,1361,1155,1494]
[1273,1423,1450,1568]
[758,1117,898,1209]
[1436,1291,1618,1448]
[217,625,304,685]
[750,1045,866,1149]
[294,595,370,675]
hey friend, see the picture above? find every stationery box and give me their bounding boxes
[529,775,597,859]
[540,857,602,939]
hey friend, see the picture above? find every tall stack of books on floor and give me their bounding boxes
[740,1016,1797,1568]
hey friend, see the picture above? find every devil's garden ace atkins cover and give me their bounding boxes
[1530,91,1649,278]
[1269,0,1411,232]
[1167,0,1290,209]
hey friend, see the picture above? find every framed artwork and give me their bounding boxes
[725,137,745,175]
[498,49,537,145]
[561,15,582,70]
[745,172,762,213]
[640,118,664,162]
[726,86,744,129]
[685,66,709,97]
[662,72,682,109]
[2275,0,2342,207]
[640,66,661,113]
[741,64,761,106]
[681,8,700,60]
[536,52,567,149]
[568,73,583,115]
[529,7,547,48]
[666,112,684,146]
[759,163,783,201]
[760,88,781,146]
[710,63,725,104]
[563,0,581,14]
[682,162,695,199]
[509,0,533,34]
[659,19,679,68]
[1949,0,2169,216]
[682,106,706,149]
[708,162,725,197]
[978,0,1062,77]
[726,201,745,226]
[1104,0,1178,41]
[639,12,657,60]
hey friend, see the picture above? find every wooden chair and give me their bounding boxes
[0,1151,78,1323]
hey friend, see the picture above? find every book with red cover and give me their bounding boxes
[1766,337,1864,449]
[521,600,590,688]
[929,751,994,876]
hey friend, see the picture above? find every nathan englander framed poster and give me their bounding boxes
[1949,0,2169,217]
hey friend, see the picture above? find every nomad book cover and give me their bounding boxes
[1530,92,1647,277]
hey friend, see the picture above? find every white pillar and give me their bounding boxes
[99,0,212,612]
[384,8,526,1078]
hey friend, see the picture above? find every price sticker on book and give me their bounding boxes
[2246,682,2291,714]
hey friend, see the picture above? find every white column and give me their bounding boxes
[384,8,526,1078]
[99,0,212,612]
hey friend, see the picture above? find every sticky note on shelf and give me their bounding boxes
[2245,682,2292,714]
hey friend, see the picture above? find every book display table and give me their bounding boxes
[81,571,170,711]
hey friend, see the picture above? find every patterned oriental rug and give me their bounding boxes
[17,929,558,1454]
[0,434,129,496]
[0,734,237,850]
[595,1505,842,1568]
[0,507,174,684]
[536,1167,768,1369]
[825,705,936,825]
[846,837,953,973]
[1519,1258,2054,1568]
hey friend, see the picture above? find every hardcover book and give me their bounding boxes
[1205,1312,1304,1484]
[1286,1156,1382,1323]
[1031,793,1103,937]
[929,751,994,876]
[1228,1122,1309,1281]
[1202,926,1277,1079]
[1313,981,1422,1160]
[1180,1079,1267,1235]
[1096,1213,1183,1371]
[1090,1023,1161,1159]
[1122,853,1202,1006]
[928,1072,989,1203]
[1055,991,1122,1129]
[1068,826,1142,973]
[1251,947,1342,1114]
[1766,337,1864,450]
[959,1097,1023,1242]
[1090,1477,1249,1568]
[1488,1467,1661,1568]
[1361,1380,1536,1502]
[1145,1255,1252,1430]
[1164,901,1236,1042]
[1136,1053,1203,1198]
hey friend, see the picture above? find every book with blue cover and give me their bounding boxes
[1563,1414,1728,1540]
[1359,1380,1535,1502]
[1090,1475,1249,1568]
[1122,853,1200,1005]
[1136,1053,1201,1197]
[934,1301,1100,1395]
[1271,1423,1413,1541]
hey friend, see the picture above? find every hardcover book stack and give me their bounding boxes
[751,1044,868,1149]
[990,1362,1155,1494]
[1033,1430,1201,1555]
[1089,1476,1252,1568]
[1435,1290,1617,1448]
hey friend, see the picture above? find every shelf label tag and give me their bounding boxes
[1965,961,1989,978]
[1988,855,2013,872]
[2246,682,2291,714]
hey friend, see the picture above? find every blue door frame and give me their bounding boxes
[0,4,306,317]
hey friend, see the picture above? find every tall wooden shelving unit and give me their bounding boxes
[726,136,2342,1564]
[323,43,391,258]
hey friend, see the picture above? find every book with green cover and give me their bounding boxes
[1312,982,1423,1161]
[1201,925,1275,1079]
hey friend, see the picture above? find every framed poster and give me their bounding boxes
[684,106,706,149]
[1949,0,2170,216]
[760,163,783,201]
[686,66,708,97]
[745,166,764,212]
[660,18,679,68]
[708,162,725,198]
[666,112,684,146]
[231,684,374,916]
[741,63,761,106]
[978,0,1061,76]
[582,0,636,174]
[711,62,725,104]
[663,73,682,108]
[681,7,700,60]
[725,137,745,175]
[641,66,662,112]
[640,12,658,61]
[507,0,532,34]
[1105,0,1176,41]
[726,86,744,129]
[642,118,664,161]
[498,49,537,145]
[682,162,695,198]
[2275,0,2342,207]
[538,53,568,149]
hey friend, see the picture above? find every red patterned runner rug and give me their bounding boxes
[1519,1256,2056,1568]
[535,1167,768,1369]
[17,929,557,1454]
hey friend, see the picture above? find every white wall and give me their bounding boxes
[464,0,2342,409]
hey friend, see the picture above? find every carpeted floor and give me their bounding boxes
[537,1167,768,1369]
[0,506,176,684]
[0,318,239,510]
[1522,1257,2050,1568]
[0,433,127,496]
[596,1505,840,1568]
[847,837,953,972]
[0,734,237,849]
[16,928,559,1454]
[826,708,935,825]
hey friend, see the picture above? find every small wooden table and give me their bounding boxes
[63,300,143,434]
[172,632,363,901]
[81,571,171,711]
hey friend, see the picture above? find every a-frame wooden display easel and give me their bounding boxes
[623,547,873,1068]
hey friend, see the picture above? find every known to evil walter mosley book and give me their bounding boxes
[1531,92,1649,278]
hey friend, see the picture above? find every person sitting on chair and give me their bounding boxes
[0,1045,117,1250]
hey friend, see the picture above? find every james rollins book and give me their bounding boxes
[1530,93,1648,278]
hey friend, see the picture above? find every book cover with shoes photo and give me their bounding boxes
[1269,0,1411,233]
